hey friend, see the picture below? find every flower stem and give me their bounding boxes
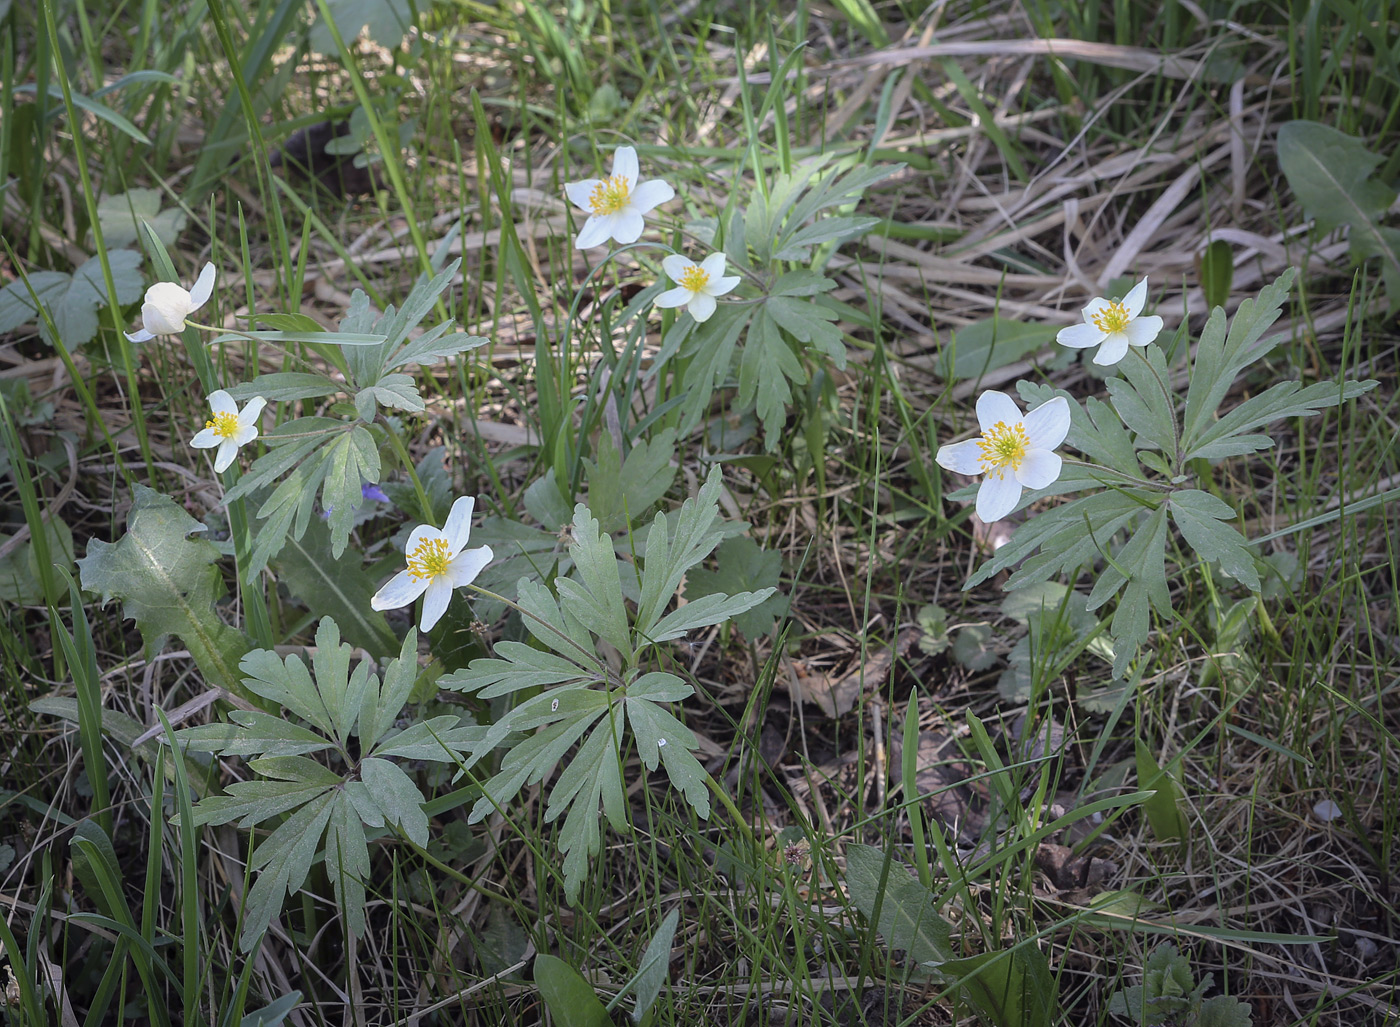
[380,416,434,524]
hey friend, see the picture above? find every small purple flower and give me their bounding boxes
[322,482,394,519]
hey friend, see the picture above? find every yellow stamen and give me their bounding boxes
[205,411,240,439]
[406,537,453,582]
[587,175,631,215]
[1090,299,1130,334]
[678,265,710,293]
[976,421,1031,478]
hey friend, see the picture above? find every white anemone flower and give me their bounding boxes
[190,390,265,473]
[126,262,216,342]
[564,146,675,249]
[1055,277,1163,366]
[936,391,1071,523]
[655,253,741,322]
[370,496,494,632]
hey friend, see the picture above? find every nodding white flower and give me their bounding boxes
[370,496,494,632]
[936,391,1071,523]
[1055,278,1163,366]
[190,390,265,473]
[655,253,741,323]
[126,263,216,342]
[564,146,675,250]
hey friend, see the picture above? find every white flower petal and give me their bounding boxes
[699,252,728,278]
[213,439,239,473]
[935,437,985,475]
[1021,396,1071,451]
[420,577,454,632]
[190,427,220,449]
[188,263,216,310]
[141,282,193,335]
[654,286,693,309]
[1122,278,1149,319]
[442,495,477,552]
[1092,333,1131,366]
[208,390,237,415]
[371,568,429,612]
[239,395,267,425]
[708,274,742,297]
[975,390,1022,433]
[564,178,601,210]
[629,178,673,214]
[1055,322,1106,350]
[406,524,446,555]
[1014,449,1062,490]
[612,146,639,189]
[611,209,645,244]
[975,473,1022,523]
[232,423,259,447]
[1081,297,1113,323]
[574,215,615,250]
[125,328,154,343]
[661,254,695,281]
[1125,314,1163,347]
[449,545,494,588]
[688,292,718,322]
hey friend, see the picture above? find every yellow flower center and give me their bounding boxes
[1090,300,1131,334]
[678,265,711,293]
[406,537,453,582]
[588,175,631,215]
[205,411,240,440]
[977,421,1031,478]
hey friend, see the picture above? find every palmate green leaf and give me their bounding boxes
[227,373,339,403]
[627,682,709,817]
[354,373,423,421]
[77,485,253,701]
[583,428,678,533]
[773,215,881,260]
[1277,121,1400,313]
[95,188,186,249]
[675,304,753,433]
[1107,346,1178,458]
[1183,378,1378,460]
[175,621,466,951]
[345,260,461,389]
[193,778,337,829]
[635,466,733,642]
[360,757,429,846]
[323,793,371,939]
[0,250,144,347]
[940,318,1058,382]
[845,843,952,970]
[966,490,1150,589]
[309,0,413,53]
[738,306,808,449]
[1017,383,1141,478]
[1103,506,1172,677]
[1168,490,1259,590]
[683,535,789,638]
[1181,269,1296,450]
[176,712,333,758]
[647,590,776,644]
[558,505,632,655]
[239,792,336,950]
[556,720,628,896]
[323,426,381,558]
